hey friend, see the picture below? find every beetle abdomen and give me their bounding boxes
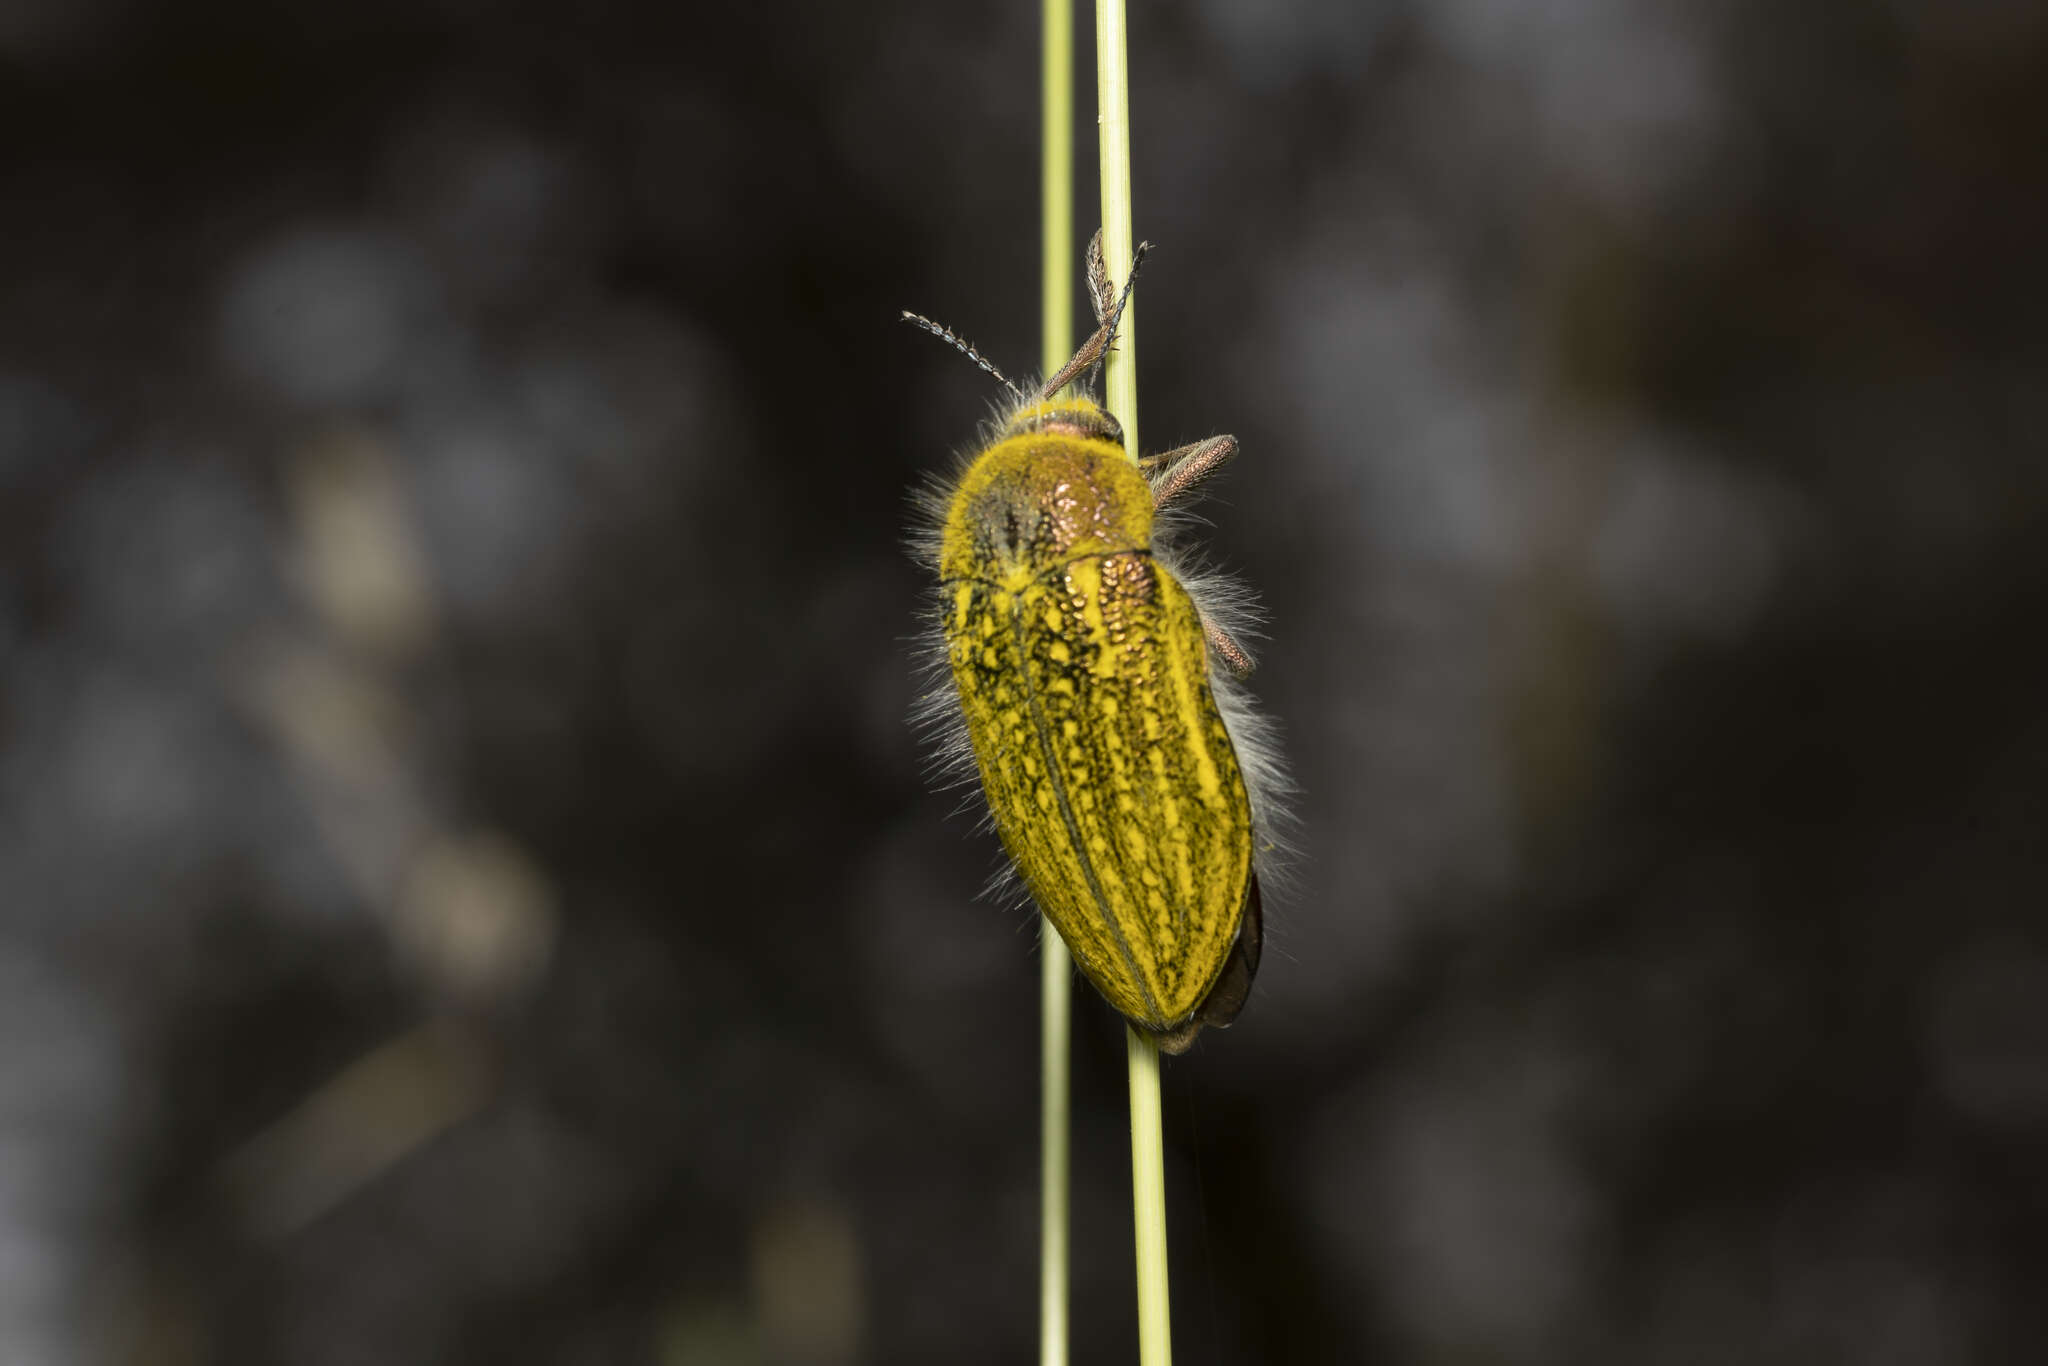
[944,536,1255,1033]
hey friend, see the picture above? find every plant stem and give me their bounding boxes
[1039,923,1073,1366]
[1125,1026,1172,1366]
[1096,7,1174,1354]
[1095,5,1171,1359]
[1094,0,1140,464]
[1042,0,1075,391]
[1039,5,1075,1366]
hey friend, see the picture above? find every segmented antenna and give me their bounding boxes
[900,312,1024,403]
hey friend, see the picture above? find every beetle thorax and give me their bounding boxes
[939,437,1153,584]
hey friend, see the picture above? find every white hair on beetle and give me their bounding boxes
[906,403,1038,917]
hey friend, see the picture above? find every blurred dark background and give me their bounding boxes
[4,0,2046,1362]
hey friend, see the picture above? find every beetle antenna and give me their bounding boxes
[901,312,1024,403]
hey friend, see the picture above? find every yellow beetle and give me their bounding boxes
[907,238,1285,1053]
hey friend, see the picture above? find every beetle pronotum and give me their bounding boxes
[907,236,1286,1053]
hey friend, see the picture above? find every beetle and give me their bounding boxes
[906,236,1285,1052]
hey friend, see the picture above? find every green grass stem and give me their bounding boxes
[1125,1026,1172,1366]
[1042,0,1076,387]
[1039,4,1075,1365]
[1095,0,1140,464]
[1096,3,1173,1361]
[1038,923,1072,1366]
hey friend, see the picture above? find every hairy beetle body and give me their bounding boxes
[907,239,1279,1053]
[938,401,1256,1041]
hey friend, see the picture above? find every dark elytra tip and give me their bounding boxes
[1148,872,1263,1056]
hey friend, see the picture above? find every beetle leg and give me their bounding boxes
[1040,239,1153,401]
[1041,319,1112,400]
[1086,229,1115,325]
[1146,434,1239,509]
[1202,614,1256,679]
